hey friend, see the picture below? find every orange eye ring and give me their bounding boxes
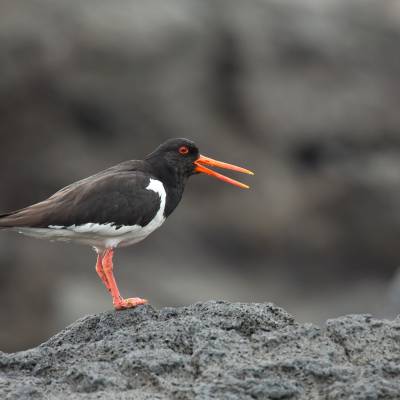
[179,146,189,155]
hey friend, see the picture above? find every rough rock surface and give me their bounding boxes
[2,0,400,351]
[1,301,400,399]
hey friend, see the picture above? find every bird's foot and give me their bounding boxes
[114,297,148,310]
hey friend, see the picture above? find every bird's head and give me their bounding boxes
[146,138,253,189]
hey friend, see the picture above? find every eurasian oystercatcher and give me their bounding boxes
[0,138,253,310]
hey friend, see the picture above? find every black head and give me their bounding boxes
[145,138,200,182]
[146,137,254,191]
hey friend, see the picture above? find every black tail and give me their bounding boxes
[0,211,18,228]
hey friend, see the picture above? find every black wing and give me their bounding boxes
[0,163,162,228]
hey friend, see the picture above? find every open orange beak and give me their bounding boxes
[194,155,254,189]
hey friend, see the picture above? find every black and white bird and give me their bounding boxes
[0,138,253,310]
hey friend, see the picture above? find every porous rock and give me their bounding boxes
[0,301,400,399]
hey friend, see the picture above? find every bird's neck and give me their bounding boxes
[146,160,187,218]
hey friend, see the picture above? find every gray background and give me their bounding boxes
[1,0,400,352]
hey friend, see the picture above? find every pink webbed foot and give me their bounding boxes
[114,297,148,310]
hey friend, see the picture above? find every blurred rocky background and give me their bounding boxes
[1,0,400,352]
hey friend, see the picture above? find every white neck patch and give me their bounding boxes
[145,178,167,226]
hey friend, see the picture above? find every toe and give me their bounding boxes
[126,297,148,306]
[114,297,148,310]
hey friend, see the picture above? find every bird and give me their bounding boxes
[0,138,253,310]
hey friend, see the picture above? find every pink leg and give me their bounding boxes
[101,248,148,310]
[95,253,111,293]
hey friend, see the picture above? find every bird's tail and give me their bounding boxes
[0,211,18,228]
[0,203,47,228]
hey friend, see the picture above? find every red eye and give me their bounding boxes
[179,146,189,155]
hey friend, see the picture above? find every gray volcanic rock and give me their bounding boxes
[1,301,400,399]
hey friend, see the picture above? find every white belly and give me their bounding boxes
[14,179,167,250]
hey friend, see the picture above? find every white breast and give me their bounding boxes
[15,178,167,250]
